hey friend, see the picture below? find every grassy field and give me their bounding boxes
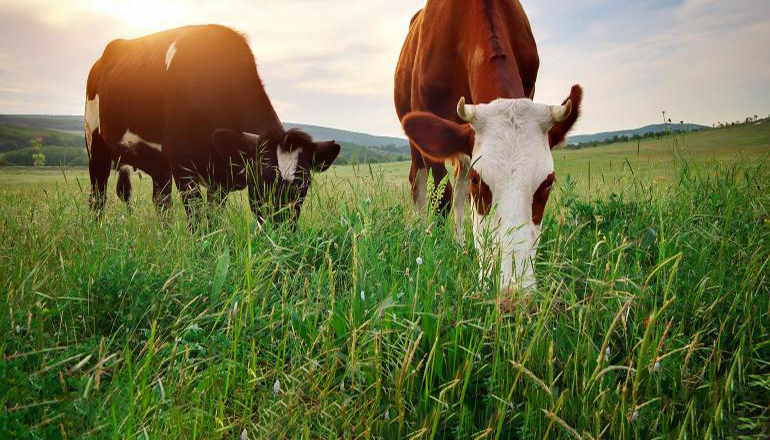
[1,124,769,439]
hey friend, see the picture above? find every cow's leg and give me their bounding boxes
[452,155,471,245]
[409,143,428,216]
[174,172,204,225]
[247,183,269,230]
[88,132,112,215]
[151,172,173,214]
[116,165,132,209]
[411,166,428,217]
[207,186,228,211]
[206,186,228,228]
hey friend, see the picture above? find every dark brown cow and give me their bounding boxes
[394,0,582,290]
[86,25,340,224]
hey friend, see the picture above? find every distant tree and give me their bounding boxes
[31,137,45,167]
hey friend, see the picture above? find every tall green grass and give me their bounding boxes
[1,153,768,438]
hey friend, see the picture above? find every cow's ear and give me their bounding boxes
[548,85,582,149]
[212,129,259,162]
[402,112,474,161]
[311,140,341,172]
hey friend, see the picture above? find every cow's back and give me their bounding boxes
[87,27,193,148]
[395,0,539,122]
[394,10,423,121]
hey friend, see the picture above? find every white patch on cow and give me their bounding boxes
[465,98,556,291]
[413,168,428,217]
[165,41,177,71]
[84,94,100,158]
[277,147,301,181]
[120,129,162,152]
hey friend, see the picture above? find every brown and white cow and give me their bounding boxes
[395,0,582,291]
[86,25,340,223]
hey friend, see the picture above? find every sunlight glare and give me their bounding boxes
[87,0,188,34]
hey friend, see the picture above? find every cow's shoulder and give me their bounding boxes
[410,9,423,27]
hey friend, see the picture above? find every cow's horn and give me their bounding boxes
[550,100,573,123]
[457,97,476,123]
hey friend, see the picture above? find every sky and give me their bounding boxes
[0,0,768,137]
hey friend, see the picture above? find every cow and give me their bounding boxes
[85,25,340,224]
[394,0,582,291]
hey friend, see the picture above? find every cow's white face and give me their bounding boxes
[401,86,580,294]
[460,98,564,291]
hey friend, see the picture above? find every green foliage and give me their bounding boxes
[0,145,768,439]
[1,146,88,166]
[30,138,46,167]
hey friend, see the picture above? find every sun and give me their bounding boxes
[88,0,187,34]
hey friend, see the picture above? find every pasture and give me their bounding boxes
[1,123,769,438]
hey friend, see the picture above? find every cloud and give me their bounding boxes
[527,0,770,133]
[0,0,768,136]
[0,0,419,134]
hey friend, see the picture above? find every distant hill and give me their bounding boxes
[284,123,408,150]
[0,114,409,149]
[0,114,409,166]
[0,124,88,166]
[0,115,84,134]
[568,123,709,145]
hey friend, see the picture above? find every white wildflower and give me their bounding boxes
[360,290,365,301]
[631,410,639,422]
[241,428,248,440]
[653,361,661,373]
[605,347,611,359]
[15,325,20,334]
[416,257,423,266]
[384,409,390,421]
[273,379,281,396]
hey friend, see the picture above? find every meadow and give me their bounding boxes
[1,122,769,439]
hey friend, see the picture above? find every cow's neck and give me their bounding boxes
[244,85,284,138]
[422,0,529,104]
[467,55,526,103]
[463,0,527,102]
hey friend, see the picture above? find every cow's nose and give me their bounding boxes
[498,286,537,314]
